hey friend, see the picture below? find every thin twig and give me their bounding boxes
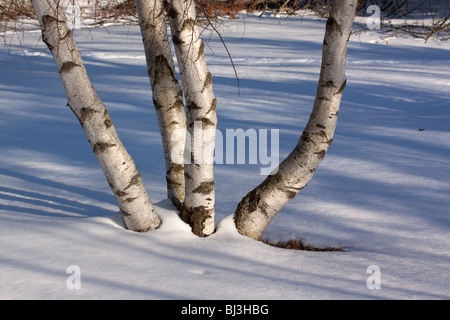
[199,1,240,96]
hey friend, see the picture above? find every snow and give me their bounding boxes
[1,12,449,300]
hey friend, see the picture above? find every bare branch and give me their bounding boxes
[199,0,240,95]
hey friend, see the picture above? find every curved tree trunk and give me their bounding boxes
[234,0,358,240]
[165,0,218,237]
[31,0,161,232]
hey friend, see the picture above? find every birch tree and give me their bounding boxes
[30,0,161,232]
[234,0,358,239]
[136,0,218,236]
[26,0,357,241]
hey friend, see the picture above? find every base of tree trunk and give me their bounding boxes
[182,205,215,237]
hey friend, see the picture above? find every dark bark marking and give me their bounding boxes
[93,142,117,154]
[300,131,312,144]
[197,41,205,62]
[315,150,326,160]
[123,197,138,203]
[166,177,183,187]
[200,117,215,127]
[267,171,304,201]
[153,99,163,111]
[326,16,336,32]
[167,7,178,19]
[59,62,81,74]
[168,100,185,113]
[313,130,328,140]
[42,36,54,51]
[41,15,71,51]
[326,17,343,36]
[41,14,63,30]
[192,180,215,195]
[236,188,263,216]
[104,119,113,129]
[207,99,217,115]
[322,80,336,88]
[154,55,178,87]
[80,107,96,122]
[124,174,141,191]
[168,163,185,188]
[121,210,131,217]
[187,101,202,110]
[116,190,129,197]
[201,72,213,93]
[172,34,183,46]
[326,138,334,146]
[335,79,347,95]
[182,205,214,237]
[170,163,184,174]
[283,189,297,200]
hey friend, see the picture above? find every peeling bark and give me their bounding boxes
[234,0,358,240]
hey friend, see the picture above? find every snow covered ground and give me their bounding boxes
[1,12,449,300]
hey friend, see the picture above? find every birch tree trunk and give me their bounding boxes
[165,0,218,237]
[234,0,358,239]
[135,0,187,210]
[31,0,161,232]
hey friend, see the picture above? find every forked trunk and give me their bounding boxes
[234,0,358,239]
[31,0,161,232]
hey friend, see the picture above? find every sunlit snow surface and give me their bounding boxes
[1,12,449,299]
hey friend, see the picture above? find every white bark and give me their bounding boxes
[31,0,161,232]
[165,0,217,236]
[234,0,358,240]
[135,0,186,210]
